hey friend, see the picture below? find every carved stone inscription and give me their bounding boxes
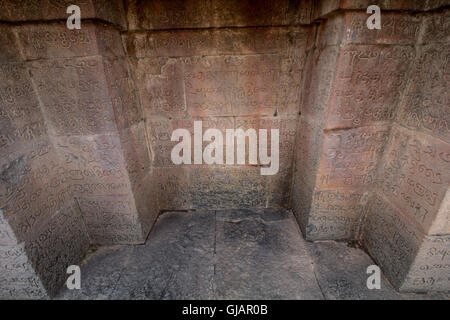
[398,44,450,142]
[381,125,450,234]
[184,55,280,117]
[328,46,414,128]
[0,63,46,158]
[30,56,117,136]
[317,126,390,190]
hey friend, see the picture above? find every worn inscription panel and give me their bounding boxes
[316,126,390,190]
[120,122,152,189]
[30,56,117,136]
[147,117,235,168]
[125,27,311,58]
[0,0,126,27]
[17,22,97,60]
[147,118,176,167]
[316,12,422,47]
[25,200,90,296]
[184,55,280,117]
[363,194,450,291]
[0,139,72,243]
[362,194,423,289]
[190,166,266,209]
[0,24,22,62]
[307,189,368,240]
[126,0,312,30]
[53,134,133,197]
[0,63,46,158]
[343,12,422,45]
[328,45,414,129]
[301,46,339,124]
[235,117,297,207]
[0,242,47,299]
[77,194,143,245]
[136,58,186,118]
[381,125,450,234]
[404,235,450,292]
[103,57,142,131]
[398,44,450,142]
[128,27,310,118]
[155,167,191,210]
[420,10,450,44]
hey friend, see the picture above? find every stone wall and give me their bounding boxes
[0,0,449,297]
[0,0,156,298]
[124,9,313,210]
[290,0,449,292]
[360,6,450,292]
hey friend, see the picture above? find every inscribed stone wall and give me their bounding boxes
[292,10,416,240]
[0,21,90,298]
[361,7,450,291]
[124,11,313,210]
[0,0,156,298]
[1,0,449,298]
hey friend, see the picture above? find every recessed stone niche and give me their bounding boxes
[0,0,449,298]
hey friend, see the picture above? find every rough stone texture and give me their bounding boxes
[307,240,448,299]
[313,0,450,20]
[56,209,449,300]
[126,0,313,30]
[0,210,48,299]
[362,195,450,292]
[0,4,157,298]
[356,4,450,293]
[0,0,126,28]
[130,23,311,209]
[379,126,450,235]
[1,0,449,298]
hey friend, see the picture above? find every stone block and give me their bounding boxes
[316,12,422,46]
[419,9,450,44]
[125,27,312,58]
[0,62,47,158]
[0,24,22,63]
[0,242,47,299]
[119,121,152,189]
[293,119,324,190]
[126,0,312,30]
[380,125,450,235]
[305,189,368,240]
[301,46,339,124]
[362,194,450,292]
[362,194,423,289]
[17,22,124,60]
[327,45,414,129]
[132,171,160,237]
[403,235,450,292]
[53,134,133,196]
[136,58,186,118]
[29,56,117,136]
[397,44,450,142]
[316,126,390,190]
[0,0,126,28]
[313,0,448,20]
[103,57,142,131]
[77,194,144,245]
[190,166,266,209]
[155,167,191,210]
[25,200,90,296]
[184,55,280,117]
[0,139,72,243]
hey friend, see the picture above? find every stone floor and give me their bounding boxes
[57,209,449,300]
